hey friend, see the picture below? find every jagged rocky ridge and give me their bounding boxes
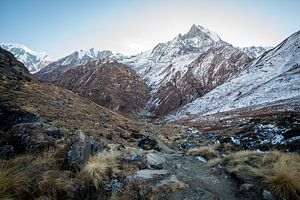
[0,43,52,73]
[35,48,112,82]
[118,25,255,116]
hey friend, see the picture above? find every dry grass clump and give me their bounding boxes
[158,180,187,192]
[81,151,120,190]
[38,170,79,199]
[0,155,34,199]
[251,151,300,200]
[0,164,31,199]
[221,150,300,199]
[187,145,219,159]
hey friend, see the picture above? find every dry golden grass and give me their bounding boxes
[38,170,78,199]
[81,151,120,190]
[0,165,31,199]
[0,155,34,199]
[158,180,187,192]
[251,151,300,200]
[222,150,300,199]
[187,146,218,159]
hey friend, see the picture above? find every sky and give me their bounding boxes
[1,0,300,59]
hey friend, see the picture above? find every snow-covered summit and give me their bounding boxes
[184,24,221,42]
[115,24,253,116]
[35,48,112,82]
[166,30,300,121]
[117,24,227,90]
[0,43,52,73]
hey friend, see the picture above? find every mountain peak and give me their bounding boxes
[0,43,52,73]
[185,24,221,42]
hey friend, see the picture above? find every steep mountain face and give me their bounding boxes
[0,43,52,73]
[166,31,300,122]
[35,48,112,82]
[239,46,267,58]
[53,58,150,117]
[152,45,252,116]
[118,25,253,116]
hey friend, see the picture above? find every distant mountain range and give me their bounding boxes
[3,25,299,122]
[0,43,52,73]
[35,48,112,82]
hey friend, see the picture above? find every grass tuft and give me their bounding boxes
[81,151,120,190]
[187,146,218,159]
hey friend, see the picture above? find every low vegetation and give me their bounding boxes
[207,150,300,200]
[81,151,120,190]
[187,145,219,159]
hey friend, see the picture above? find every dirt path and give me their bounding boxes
[160,153,240,200]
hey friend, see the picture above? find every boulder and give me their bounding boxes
[138,136,175,153]
[7,122,60,153]
[66,130,106,169]
[146,153,166,169]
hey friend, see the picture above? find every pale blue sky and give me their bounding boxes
[1,0,299,59]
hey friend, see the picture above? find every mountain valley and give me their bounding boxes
[1,24,300,200]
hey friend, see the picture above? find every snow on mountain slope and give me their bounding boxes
[35,48,112,82]
[0,43,52,73]
[239,46,267,58]
[118,24,226,91]
[117,24,252,116]
[166,30,300,121]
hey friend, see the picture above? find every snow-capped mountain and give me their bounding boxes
[118,24,226,90]
[117,24,253,116]
[239,46,267,58]
[166,30,300,121]
[35,48,112,82]
[0,43,52,73]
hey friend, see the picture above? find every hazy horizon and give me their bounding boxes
[1,0,300,59]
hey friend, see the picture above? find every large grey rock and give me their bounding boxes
[66,130,106,168]
[138,136,175,153]
[146,153,166,169]
[136,169,169,179]
[7,122,60,153]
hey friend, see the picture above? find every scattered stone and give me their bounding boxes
[146,153,166,169]
[136,169,169,179]
[138,136,175,153]
[262,190,275,200]
[106,179,122,193]
[195,156,207,163]
[138,137,158,150]
[175,163,182,169]
[122,152,141,161]
[240,183,254,192]
[156,138,175,153]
